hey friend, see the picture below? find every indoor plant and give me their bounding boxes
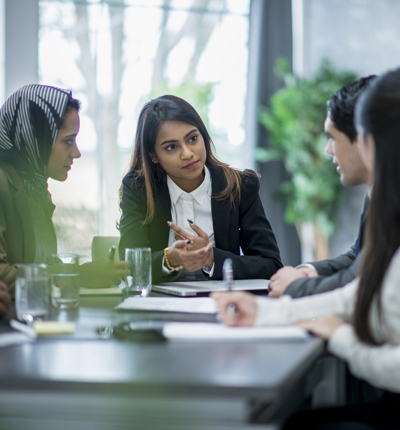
[258,59,357,259]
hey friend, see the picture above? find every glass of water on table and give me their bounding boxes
[50,253,80,308]
[125,248,152,297]
[16,264,49,324]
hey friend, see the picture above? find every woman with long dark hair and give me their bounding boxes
[214,69,400,429]
[119,95,282,282]
[0,84,129,295]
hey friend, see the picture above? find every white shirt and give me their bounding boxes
[163,166,214,274]
[254,247,400,393]
[167,165,214,246]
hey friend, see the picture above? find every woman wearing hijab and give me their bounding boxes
[0,281,10,317]
[0,84,128,295]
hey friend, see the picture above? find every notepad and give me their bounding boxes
[115,297,217,314]
[33,321,76,335]
[0,332,33,347]
[80,287,122,296]
[163,322,309,342]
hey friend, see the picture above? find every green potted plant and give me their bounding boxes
[258,59,357,259]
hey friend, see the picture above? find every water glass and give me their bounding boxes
[125,248,152,296]
[15,264,49,323]
[50,253,80,308]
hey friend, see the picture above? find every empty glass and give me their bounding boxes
[50,253,80,308]
[15,264,49,323]
[125,248,152,297]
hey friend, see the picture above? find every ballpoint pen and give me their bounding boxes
[223,258,236,316]
[108,245,116,261]
[10,319,37,339]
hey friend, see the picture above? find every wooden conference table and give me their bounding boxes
[0,291,325,430]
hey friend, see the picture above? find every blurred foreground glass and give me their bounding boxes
[125,248,152,297]
[50,253,80,308]
[16,264,49,323]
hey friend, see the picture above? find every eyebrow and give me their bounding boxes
[159,129,198,146]
[324,131,333,139]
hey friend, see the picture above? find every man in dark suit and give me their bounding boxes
[268,76,376,298]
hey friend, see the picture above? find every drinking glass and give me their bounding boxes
[125,248,152,296]
[50,253,80,308]
[15,264,49,323]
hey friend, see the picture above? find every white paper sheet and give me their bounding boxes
[0,332,33,347]
[115,297,217,314]
[163,322,309,341]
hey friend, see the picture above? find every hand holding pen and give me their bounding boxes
[212,290,258,327]
[168,220,214,247]
[167,220,214,268]
[164,234,213,272]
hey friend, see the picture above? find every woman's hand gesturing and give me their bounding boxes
[166,239,213,272]
[167,220,214,268]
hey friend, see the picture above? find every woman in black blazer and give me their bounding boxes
[119,95,282,283]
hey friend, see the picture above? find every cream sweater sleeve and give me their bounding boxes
[255,249,400,393]
[255,278,358,326]
[327,249,400,392]
[329,324,400,393]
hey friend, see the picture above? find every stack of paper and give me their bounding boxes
[115,297,216,314]
[163,323,309,342]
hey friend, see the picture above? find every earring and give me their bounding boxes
[151,159,158,164]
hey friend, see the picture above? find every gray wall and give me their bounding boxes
[3,0,39,100]
[247,0,302,266]
[303,0,400,78]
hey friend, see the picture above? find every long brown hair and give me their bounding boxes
[354,69,400,345]
[126,95,254,224]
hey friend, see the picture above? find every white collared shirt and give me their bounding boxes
[164,166,215,275]
[167,165,214,246]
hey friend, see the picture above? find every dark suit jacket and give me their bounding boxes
[285,195,368,298]
[119,163,282,283]
[0,162,56,295]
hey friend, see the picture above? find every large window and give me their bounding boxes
[39,0,250,254]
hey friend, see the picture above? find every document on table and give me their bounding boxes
[115,297,217,314]
[0,332,33,347]
[163,322,309,342]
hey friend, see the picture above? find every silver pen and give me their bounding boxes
[10,319,37,339]
[223,258,236,316]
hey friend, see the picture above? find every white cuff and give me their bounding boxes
[328,323,357,360]
[162,256,174,274]
[296,263,316,271]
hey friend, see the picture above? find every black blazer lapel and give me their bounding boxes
[152,180,172,250]
[208,164,232,251]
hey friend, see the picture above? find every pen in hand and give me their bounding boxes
[223,258,236,316]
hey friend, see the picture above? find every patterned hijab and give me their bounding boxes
[0,84,72,195]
